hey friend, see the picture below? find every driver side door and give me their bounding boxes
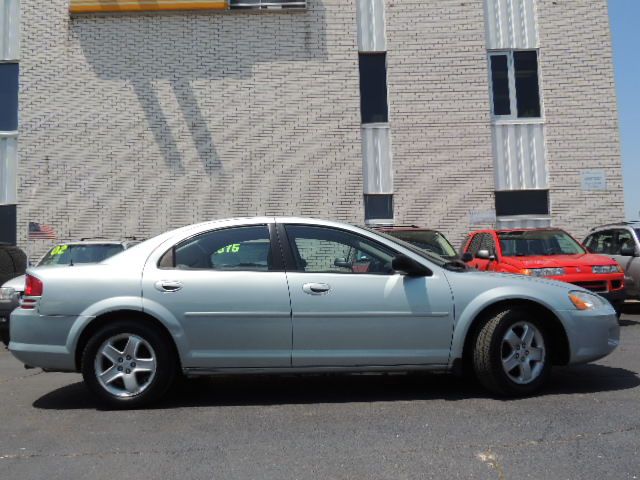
[280,224,454,367]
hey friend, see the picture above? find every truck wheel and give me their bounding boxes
[473,308,551,396]
[81,320,177,409]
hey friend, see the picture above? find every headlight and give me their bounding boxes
[521,267,566,277]
[0,287,16,301]
[569,291,609,311]
[592,265,622,274]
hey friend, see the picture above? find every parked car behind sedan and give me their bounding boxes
[584,222,640,301]
[0,240,140,345]
[0,243,27,345]
[9,218,619,408]
[374,226,462,261]
[461,228,626,314]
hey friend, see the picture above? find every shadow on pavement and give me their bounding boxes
[33,363,639,411]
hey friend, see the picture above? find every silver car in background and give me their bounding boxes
[9,218,619,408]
[585,222,640,300]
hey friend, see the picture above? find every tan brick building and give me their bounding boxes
[0,0,624,253]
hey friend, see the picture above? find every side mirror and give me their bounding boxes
[620,245,638,257]
[334,258,353,269]
[476,249,496,261]
[461,252,474,263]
[391,254,432,276]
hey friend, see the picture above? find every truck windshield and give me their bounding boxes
[383,230,458,259]
[498,230,586,257]
[38,244,125,266]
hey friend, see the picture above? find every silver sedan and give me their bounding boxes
[9,217,619,408]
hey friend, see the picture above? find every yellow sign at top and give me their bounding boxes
[69,0,228,14]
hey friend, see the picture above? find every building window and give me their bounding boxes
[229,0,306,9]
[364,194,393,222]
[358,53,389,124]
[494,190,549,216]
[488,50,541,119]
[0,63,19,131]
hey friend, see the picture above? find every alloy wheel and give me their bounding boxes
[501,321,546,385]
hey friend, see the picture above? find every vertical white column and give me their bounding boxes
[357,0,394,225]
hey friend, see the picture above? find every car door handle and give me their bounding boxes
[302,283,331,295]
[155,280,183,293]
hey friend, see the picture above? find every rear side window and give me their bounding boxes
[159,226,272,271]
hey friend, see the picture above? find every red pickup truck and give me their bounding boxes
[461,228,626,314]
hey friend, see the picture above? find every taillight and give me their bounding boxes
[24,274,43,297]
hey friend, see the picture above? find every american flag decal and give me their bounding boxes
[28,222,57,240]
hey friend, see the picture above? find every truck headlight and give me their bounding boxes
[592,265,622,274]
[569,291,609,311]
[0,287,16,301]
[521,267,566,277]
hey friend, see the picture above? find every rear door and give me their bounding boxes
[279,223,454,367]
[142,223,292,369]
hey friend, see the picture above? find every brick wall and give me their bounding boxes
[538,0,624,241]
[17,0,623,255]
[18,0,364,255]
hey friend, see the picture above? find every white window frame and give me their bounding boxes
[488,49,543,121]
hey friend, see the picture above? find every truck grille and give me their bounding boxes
[573,281,608,293]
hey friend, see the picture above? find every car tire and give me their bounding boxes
[473,308,551,397]
[81,320,177,409]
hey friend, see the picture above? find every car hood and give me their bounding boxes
[500,253,617,269]
[455,269,573,290]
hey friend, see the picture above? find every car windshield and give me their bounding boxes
[635,229,640,242]
[365,228,450,267]
[38,244,125,266]
[383,230,458,259]
[498,230,586,257]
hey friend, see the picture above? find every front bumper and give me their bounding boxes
[8,307,83,371]
[598,288,627,305]
[559,307,620,364]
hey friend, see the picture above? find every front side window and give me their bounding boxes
[489,50,541,119]
[466,234,483,256]
[161,225,272,271]
[585,230,615,254]
[285,225,395,274]
[498,230,585,257]
[480,234,497,256]
[615,229,635,254]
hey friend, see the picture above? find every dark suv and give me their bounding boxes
[0,244,27,345]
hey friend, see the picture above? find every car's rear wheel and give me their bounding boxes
[473,308,551,396]
[81,320,177,408]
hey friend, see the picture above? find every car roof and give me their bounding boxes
[375,226,441,232]
[470,228,568,234]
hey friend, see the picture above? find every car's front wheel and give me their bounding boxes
[81,320,177,408]
[473,308,551,396]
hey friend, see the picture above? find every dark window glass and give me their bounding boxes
[38,244,124,266]
[359,53,389,124]
[585,231,614,254]
[383,230,457,259]
[494,190,549,216]
[498,230,585,257]
[514,51,541,118]
[284,225,395,274]
[0,205,17,245]
[0,63,19,131]
[466,234,483,256]
[480,234,497,255]
[364,194,393,221]
[168,226,272,271]
[490,55,511,116]
[615,230,635,255]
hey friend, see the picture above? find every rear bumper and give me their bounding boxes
[8,308,82,372]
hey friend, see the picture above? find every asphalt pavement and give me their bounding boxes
[1,309,639,479]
